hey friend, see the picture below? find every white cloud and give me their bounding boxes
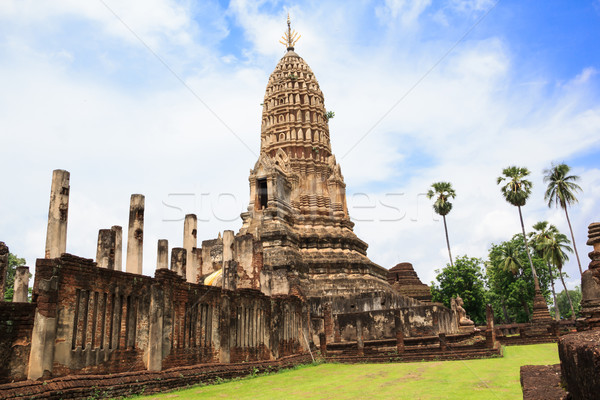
[570,67,598,85]
[376,0,433,26]
[0,0,196,48]
[448,0,496,13]
[1,0,598,294]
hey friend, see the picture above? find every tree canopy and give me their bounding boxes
[430,255,487,325]
[543,163,582,209]
[426,182,456,216]
[497,166,532,207]
[4,252,26,302]
[486,234,555,323]
[556,287,582,319]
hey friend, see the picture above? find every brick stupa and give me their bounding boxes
[387,262,433,302]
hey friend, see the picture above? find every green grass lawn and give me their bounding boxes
[131,344,558,400]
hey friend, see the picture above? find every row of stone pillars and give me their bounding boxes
[94,194,203,282]
[94,194,143,274]
[95,200,203,282]
[153,214,202,283]
[44,169,203,282]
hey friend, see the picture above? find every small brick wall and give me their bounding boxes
[0,302,36,383]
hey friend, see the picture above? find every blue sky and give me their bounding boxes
[1,0,599,290]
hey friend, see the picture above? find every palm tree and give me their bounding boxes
[498,241,524,275]
[530,221,560,320]
[544,163,583,275]
[496,241,530,319]
[545,232,576,318]
[497,166,542,292]
[427,182,456,267]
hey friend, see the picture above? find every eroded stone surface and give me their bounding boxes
[45,169,69,259]
[125,194,144,275]
[559,330,600,400]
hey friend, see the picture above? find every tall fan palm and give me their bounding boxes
[545,232,576,318]
[427,182,456,267]
[544,163,583,275]
[497,166,542,292]
[530,221,560,320]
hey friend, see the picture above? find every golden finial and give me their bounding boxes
[279,13,301,50]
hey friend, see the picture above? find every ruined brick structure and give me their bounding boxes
[237,47,391,298]
[198,31,457,344]
[0,21,459,388]
[387,262,433,302]
[18,253,307,382]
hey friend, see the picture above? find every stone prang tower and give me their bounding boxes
[239,18,391,298]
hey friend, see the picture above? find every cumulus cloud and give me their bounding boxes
[1,0,598,290]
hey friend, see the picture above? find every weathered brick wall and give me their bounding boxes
[336,310,396,341]
[400,304,457,337]
[309,292,457,343]
[0,302,35,383]
[559,330,600,400]
[34,255,154,377]
[272,295,304,358]
[3,253,306,382]
[159,268,222,369]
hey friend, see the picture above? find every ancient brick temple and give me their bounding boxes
[0,20,458,386]
[237,45,393,298]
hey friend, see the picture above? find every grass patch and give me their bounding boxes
[130,344,558,400]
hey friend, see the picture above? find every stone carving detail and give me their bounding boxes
[274,148,290,173]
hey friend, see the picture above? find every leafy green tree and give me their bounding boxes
[544,231,576,318]
[430,255,487,325]
[544,163,583,275]
[486,235,554,323]
[497,166,543,296]
[529,221,561,320]
[4,253,26,302]
[427,182,456,267]
[556,287,582,319]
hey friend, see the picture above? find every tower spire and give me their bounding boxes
[279,13,300,51]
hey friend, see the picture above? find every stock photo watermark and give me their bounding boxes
[161,192,440,223]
